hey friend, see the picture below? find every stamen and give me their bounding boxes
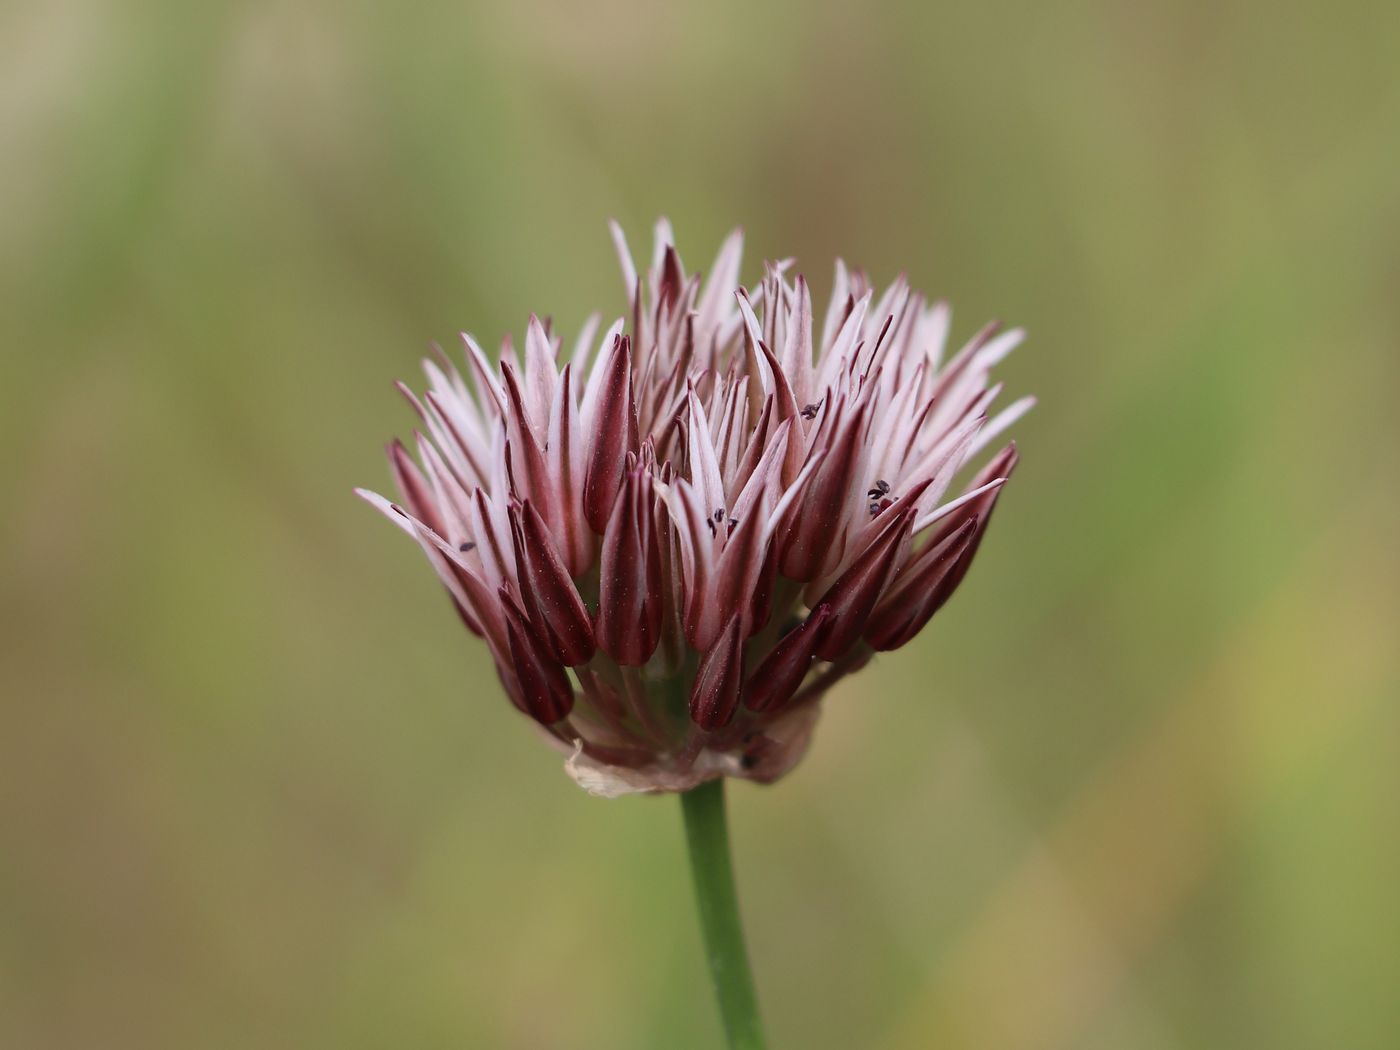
[867,479,895,516]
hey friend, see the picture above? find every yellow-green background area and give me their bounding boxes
[3,2,1397,1048]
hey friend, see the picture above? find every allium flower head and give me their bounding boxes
[358,220,1031,795]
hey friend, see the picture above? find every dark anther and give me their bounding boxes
[800,401,823,420]
[728,517,739,530]
[705,518,717,537]
[713,508,725,523]
[867,479,895,516]
[458,541,477,552]
[740,753,758,771]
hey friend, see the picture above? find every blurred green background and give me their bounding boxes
[3,1,1398,1047]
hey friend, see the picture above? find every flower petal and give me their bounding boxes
[689,613,745,730]
[744,606,831,713]
[500,588,575,724]
[583,334,639,533]
[512,500,596,666]
[810,506,915,660]
[595,471,665,665]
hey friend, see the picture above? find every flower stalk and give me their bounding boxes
[681,777,766,1050]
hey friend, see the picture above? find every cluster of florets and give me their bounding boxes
[359,221,1029,794]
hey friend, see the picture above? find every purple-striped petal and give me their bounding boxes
[744,606,831,713]
[595,470,664,665]
[689,613,744,730]
[512,500,596,666]
[810,506,915,660]
[500,588,575,724]
[583,335,638,533]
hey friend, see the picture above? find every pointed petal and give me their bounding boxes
[744,607,831,713]
[661,477,719,649]
[913,478,1005,535]
[595,471,664,665]
[570,312,601,377]
[357,489,503,647]
[386,439,447,536]
[583,334,638,533]
[810,507,915,660]
[968,396,1035,458]
[685,389,726,522]
[461,333,508,419]
[547,365,591,575]
[708,503,766,647]
[608,219,638,310]
[781,275,815,408]
[863,519,977,651]
[499,360,552,512]
[513,500,595,666]
[579,319,626,429]
[695,227,744,338]
[500,588,575,724]
[869,443,1019,650]
[689,613,744,730]
[469,488,514,593]
[523,314,558,439]
[974,326,1025,369]
[777,400,871,581]
[820,258,851,353]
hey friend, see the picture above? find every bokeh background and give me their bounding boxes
[3,1,1398,1047]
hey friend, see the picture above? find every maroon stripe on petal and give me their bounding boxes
[500,589,575,725]
[689,613,745,730]
[743,606,831,714]
[386,442,485,635]
[659,245,684,310]
[747,542,780,637]
[873,445,1019,649]
[513,500,596,666]
[870,444,1018,651]
[595,471,663,665]
[500,360,553,515]
[584,335,639,533]
[810,507,915,660]
[778,400,869,581]
[386,440,446,536]
[863,519,977,651]
[711,501,768,639]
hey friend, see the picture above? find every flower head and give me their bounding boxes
[358,220,1031,795]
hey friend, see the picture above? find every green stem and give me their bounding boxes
[680,778,767,1050]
